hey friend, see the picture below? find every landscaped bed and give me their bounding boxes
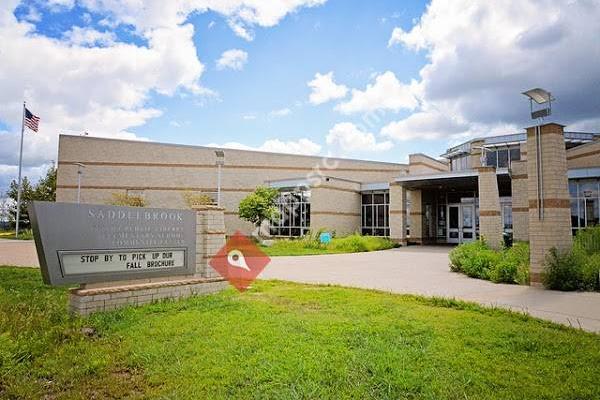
[260,233,397,256]
[1,267,599,399]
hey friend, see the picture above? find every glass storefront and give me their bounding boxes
[570,179,600,235]
[269,189,311,237]
[361,190,390,236]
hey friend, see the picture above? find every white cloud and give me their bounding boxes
[336,71,419,114]
[269,108,291,117]
[380,111,469,141]
[327,122,393,152]
[386,0,600,140]
[63,26,116,46]
[216,49,248,71]
[242,114,256,120]
[206,138,322,156]
[0,0,322,190]
[307,72,348,105]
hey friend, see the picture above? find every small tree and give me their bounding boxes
[7,176,35,228]
[34,163,57,202]
[238,186,279,236]
[182,191,214,208]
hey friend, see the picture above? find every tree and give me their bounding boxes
[108,193,146,207]
[238,186,280,236]
[7,176,35,228]
[6,164,57,228]
[34,163,57,202]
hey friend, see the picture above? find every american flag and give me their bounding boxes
[24,108,40,132]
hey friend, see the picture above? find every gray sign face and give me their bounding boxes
[29,202,196,285]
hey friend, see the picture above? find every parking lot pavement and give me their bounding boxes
[0,239,39,268]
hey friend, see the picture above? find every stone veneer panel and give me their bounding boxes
[526,123,572,285]
[408,189,423,244]
[477,167,503,249]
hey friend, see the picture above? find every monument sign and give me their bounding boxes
[29,201,196,285]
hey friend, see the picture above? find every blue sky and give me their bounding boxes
[1,0,599,192]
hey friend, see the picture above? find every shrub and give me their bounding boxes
[450,241,530,284]
[182,191,214,208]
[108,192,146,207]
[541,227,600,292]
[542,248,582,291]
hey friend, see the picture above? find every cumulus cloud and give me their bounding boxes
[216,49,248,71]
[336,71,419,114]
[327,122,393,152]
[206,138,322,156]
[0,0,324,190]
[385,0,600,141]
[307,72,348,105]
[381,111,469,141]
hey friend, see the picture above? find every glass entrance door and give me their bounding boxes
[447,205,460,243]
[447,204,476,244]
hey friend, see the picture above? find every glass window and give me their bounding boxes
[486,151,497,168]
[510,147,521,163]
[570,179,600,235]
[497,149,509,168]
[270,189,311,237]
[361,190,389,236]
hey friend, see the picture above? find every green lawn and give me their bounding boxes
[0,229,33,240]
[261,234,397,256]
[1,266,599,399]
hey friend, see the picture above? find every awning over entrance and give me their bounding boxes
[394,169,510,190]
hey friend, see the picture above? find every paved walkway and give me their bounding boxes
[260,246,600,333]
[0,239,39,268]
[3,240,600,333]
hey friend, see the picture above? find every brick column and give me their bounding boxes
[526,123,572,286]
[389,183,407,245]
[510,160,529,242]
[193,205,226,279]
[477,167,503,249]
[409,189,423,244]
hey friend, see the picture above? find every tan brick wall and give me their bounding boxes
[408,153,449,175]
[310,178,361,235]
[408,189,423,243]
[510,160,529,241]
[566,140,600,169]
[389,183,407,244]
[477,167,503,249]
[56,135,406,235]
[526,123,572,285]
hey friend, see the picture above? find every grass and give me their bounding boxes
[0,229,33,240]
[261,233,397,256]
[1,266,600,399]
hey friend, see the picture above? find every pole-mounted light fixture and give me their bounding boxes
[74,162,86,204]
[522,87,555,220]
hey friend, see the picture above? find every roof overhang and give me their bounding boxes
[394,169,510,190]
[360,182,389,191]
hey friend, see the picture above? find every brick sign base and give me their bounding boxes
[69,277,227,315]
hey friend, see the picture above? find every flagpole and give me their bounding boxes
[15,101,25,239]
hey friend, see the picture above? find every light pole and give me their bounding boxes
[215,150,225,206]
[75,162,86,204]
[522,88,554,220]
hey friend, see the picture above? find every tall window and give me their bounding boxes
[361,190,389,236]
[270,189,311,237]
[450,155,469,171]
[485,146,521,168]
[570,179,600,236]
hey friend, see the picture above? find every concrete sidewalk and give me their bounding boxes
[0,239,39,268]
[259,246,600,333]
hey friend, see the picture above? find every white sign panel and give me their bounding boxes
[60,249,186,276]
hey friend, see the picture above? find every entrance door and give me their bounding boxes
[447,204,475,244]
[447,205,460,243]
[461,204,475,242]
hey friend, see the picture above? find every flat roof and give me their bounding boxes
[59,134,407,168]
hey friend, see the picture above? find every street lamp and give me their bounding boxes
[522,87,554,220]
[215,150,225,206]
[75,162,86,204]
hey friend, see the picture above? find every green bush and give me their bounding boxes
[263,233,396,256]
[449,241,530,285]
[542,227,600,292]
